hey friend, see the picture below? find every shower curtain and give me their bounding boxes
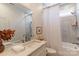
[43,5,62,52]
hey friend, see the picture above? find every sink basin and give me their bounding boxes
[11,40,42,53]
[23,40,41,47]
[11,44,25,53]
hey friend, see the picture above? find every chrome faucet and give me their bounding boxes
[21,40,25,43]
[21,34,26,43]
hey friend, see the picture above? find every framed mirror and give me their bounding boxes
[0,3,32,44]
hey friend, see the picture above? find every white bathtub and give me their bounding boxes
[59,42,79,56]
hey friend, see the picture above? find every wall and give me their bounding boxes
[21,3,43,38]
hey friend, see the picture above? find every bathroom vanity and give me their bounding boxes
[0,40,47,56]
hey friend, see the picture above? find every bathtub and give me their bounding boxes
[59,42,79,56]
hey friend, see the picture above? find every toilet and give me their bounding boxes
[46,47,56,56]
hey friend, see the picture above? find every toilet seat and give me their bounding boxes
[46,47,56,55]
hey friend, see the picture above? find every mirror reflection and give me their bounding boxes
[0,3,32,44]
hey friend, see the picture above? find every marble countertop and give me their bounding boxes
[0,40,47,56]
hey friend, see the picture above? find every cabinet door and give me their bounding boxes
[29,45,46,56]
